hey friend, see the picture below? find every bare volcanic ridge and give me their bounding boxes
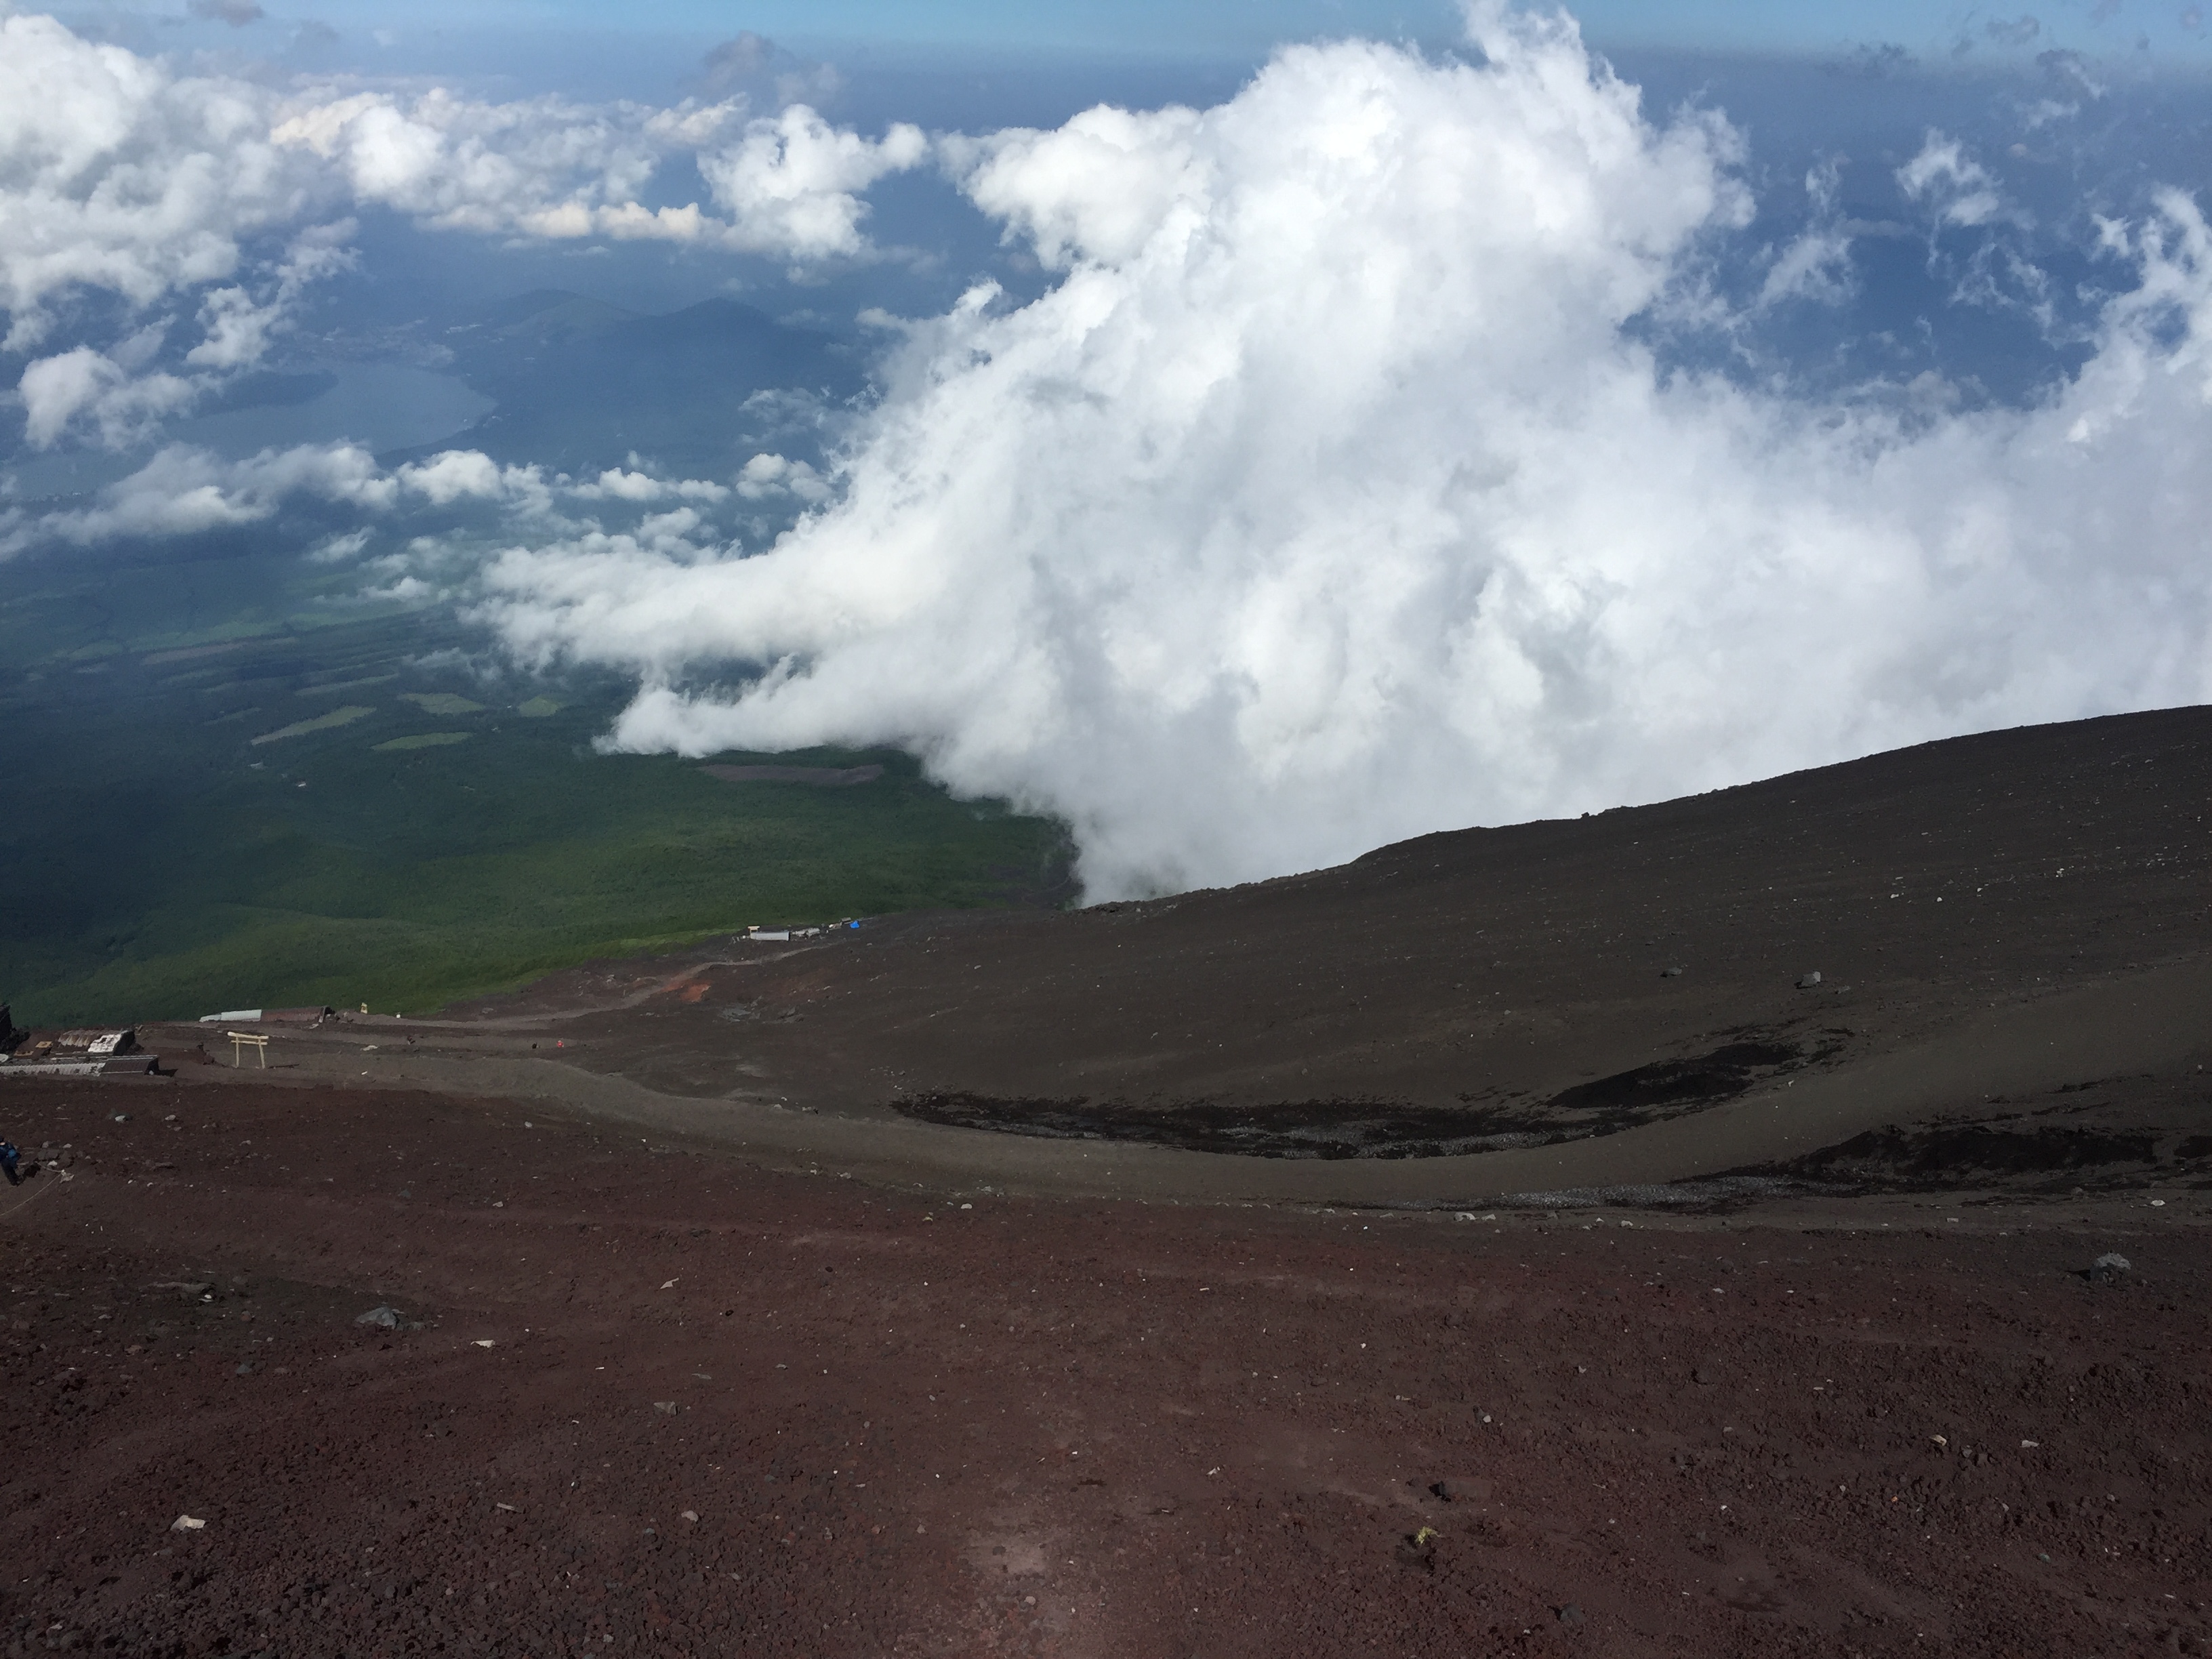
[177,703,2212,1210]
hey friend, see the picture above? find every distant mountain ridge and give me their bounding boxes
[391,288,870,476]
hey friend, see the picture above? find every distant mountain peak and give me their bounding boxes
[480,289,639,344]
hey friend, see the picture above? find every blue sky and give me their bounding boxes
[277,0,2212,62]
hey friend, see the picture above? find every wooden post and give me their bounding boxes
[226,1031,268,1068]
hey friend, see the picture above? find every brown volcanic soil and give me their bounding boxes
[1,1079,2207,1658]
[10,708,2212,1654]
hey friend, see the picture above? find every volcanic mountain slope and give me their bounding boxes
[15,712,2203,1658]
[1,1079,2204,1659]
[149,706,2212,1204]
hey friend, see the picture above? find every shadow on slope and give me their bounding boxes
[895,1030,1837,1158]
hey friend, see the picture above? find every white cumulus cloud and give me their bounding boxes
[17,344,193,447]
[468,5,2212,900]
[3,12,939,450]
[1756,158,1856,309]
[0,12,321,349]
[1897,131,2008,227]
[0,442,764,556]
[15,441,394,547]
[182,222,354,371]
[268,87,729,243]
[697,105,928,260]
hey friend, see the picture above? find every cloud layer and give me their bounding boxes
[10,5,2211,903]
[0,12,321,350]
[1,12,926,446]
[0,435,816,559]
[468,6,2212,897]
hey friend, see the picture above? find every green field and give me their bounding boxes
[371,731,472,752]
[0,539,1073,1025]
[253,704,376,744]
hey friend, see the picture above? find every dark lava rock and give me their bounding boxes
[1395,1529,1439,1572]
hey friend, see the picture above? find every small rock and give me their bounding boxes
[1692,1365,1721,1386]
[355,1305,402,1329]
[171,1515,205,1532]
[1394,1528,1439,1571]
[654,1400,678,1415]
[1558,1603,1586,1628]
[2087,1252,2131,1285]
[1660,966,1684,978]
[1796,971,1822,989]
[234,1362,254,1376]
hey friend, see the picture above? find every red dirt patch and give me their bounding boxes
[1,1078,2205,1657]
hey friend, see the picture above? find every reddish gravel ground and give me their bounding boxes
[2,1078,2207,1658]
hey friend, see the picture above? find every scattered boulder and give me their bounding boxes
[1796,972,1823,989]
[1692,1364,1722,1386]
[2087,1252,2131,1286]
[1660,966,1684,978]
[654,1400,679,1415]
[355,1305,402,1329]
[1558,1603,1586,1628]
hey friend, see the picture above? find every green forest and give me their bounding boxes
[0,537,1071,1025]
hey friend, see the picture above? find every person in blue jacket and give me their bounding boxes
[0,1143,18,1185]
